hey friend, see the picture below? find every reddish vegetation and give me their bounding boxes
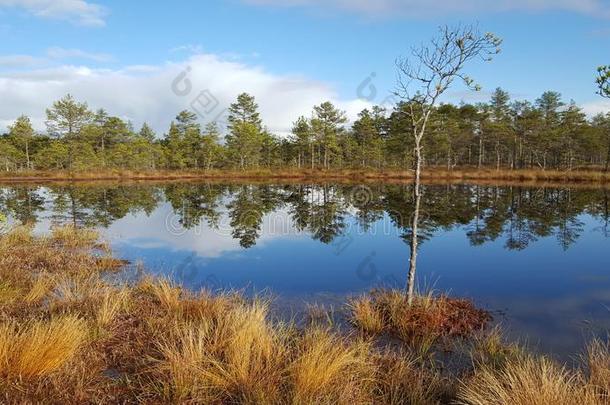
[350,290,492,341]
[393,296,491,338]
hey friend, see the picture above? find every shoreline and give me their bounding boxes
[1,168,610,188]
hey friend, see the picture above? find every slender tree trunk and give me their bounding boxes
[406,137,422,305]
[604,189,610,237]
[605,135,610,173]
[478,135,484,169]
[101,136,105,167]
[25,140,30,170]
[510,135,517,170]
[310,143,314,170]
[70,189,77,229]
[543,153,547,170]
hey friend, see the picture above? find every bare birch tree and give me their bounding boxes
[395,24,502,304]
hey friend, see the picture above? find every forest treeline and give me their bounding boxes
[1,89,610,172]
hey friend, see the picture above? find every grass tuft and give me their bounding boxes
[96,287,130,328]
[51,226,100,249]
[155,299,289,403]
[457,354,603,405]
[584,338,610,401]
[0,315,89,378]
[144,277,183,312]
[291,327,376,404]
[348,295,384,335]
[24,274,54,304]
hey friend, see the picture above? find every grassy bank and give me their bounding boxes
[0,227,608,404]
[1,167,610,186]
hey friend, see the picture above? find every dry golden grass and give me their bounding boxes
[50,226,100,249]
[24,274,54,304]
[0,281,21,305]
[0,224,33,247]
[0,322,12,372]
[0,226,118,289]
[468,326,525,371]
[348,296,384,334]
[584,338,610,401]
[145,277,183,312]
[51,274,104,309]
[96,287,130,328]
[155,300,289,404]
[0,316,89,378]
[155,320,223,402]
[457,354,604,405]
[374,350,451,405]
[291,328,376,405]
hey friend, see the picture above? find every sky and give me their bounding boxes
[0,0,609,135]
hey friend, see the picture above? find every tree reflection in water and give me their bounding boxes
[0,182,607,254]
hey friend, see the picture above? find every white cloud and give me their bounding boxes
[243,0,610,18]
[0,53,371,136]
[170,44,204,55]
[581,99,610,116]
[0,0,107,26]
[104,203,304,259]
[0,48,112,72]
[46,47,113,62]
[0,54,46,67]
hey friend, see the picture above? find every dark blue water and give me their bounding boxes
[2,182,609,356]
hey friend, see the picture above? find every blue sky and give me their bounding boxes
[0,0,609,134]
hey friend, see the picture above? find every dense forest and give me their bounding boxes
[1,89,610,172]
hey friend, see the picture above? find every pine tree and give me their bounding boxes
[45,94,92,139]
[228,93,262,131]
[311,102,347,169]
[352,109,384,168]
[138,123,156,142]
[201,122,223,170]
[226,122,262,169]
[489,88,512,170]
[226,94,264,168]
[291,116,313,169]
[8,115,35,169]
[535,91,564,169]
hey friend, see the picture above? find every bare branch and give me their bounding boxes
[598,66,610,99]
[395,23,501,140]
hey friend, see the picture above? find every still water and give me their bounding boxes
[2,181,610,356]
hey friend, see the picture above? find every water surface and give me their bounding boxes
[2,181,610,357]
